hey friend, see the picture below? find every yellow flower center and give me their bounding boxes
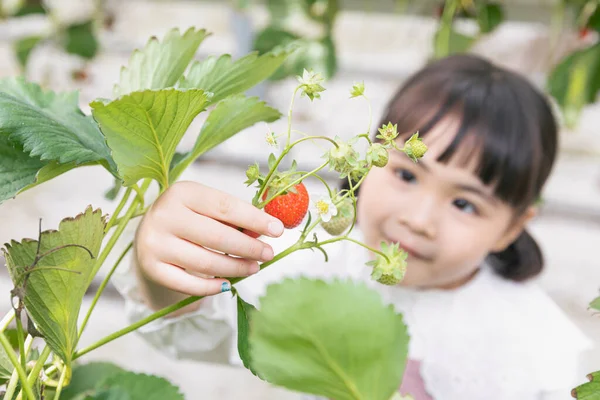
[316,200,330,215]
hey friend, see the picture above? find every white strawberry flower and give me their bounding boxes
[313,196,338,223]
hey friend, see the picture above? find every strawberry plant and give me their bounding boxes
[0,26,425,400]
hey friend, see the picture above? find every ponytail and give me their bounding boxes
[486,230,543,282]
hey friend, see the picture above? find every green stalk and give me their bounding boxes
[290,135,339,149]
[52,365,69,400]
[363,94,373,135]
[90,179,151,282]
[0,309,15,332]
[15,316,27,374]
[3,335,33,400]
[73,239,306,359]
[23,346,51,398]
[257,161,329,209]
[104,188,132,233]
[0,332,36,400]
[285,86,301,148]
[78,241,134,338]
[73,295,201,360]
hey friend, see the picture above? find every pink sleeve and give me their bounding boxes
[399,359,433,400]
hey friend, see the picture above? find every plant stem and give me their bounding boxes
[73,240,306,359]
[15,316,27,373]
[111,206,148,227]
[78,241,133,338]
[24,346,51,398]
[90,179,151,282]
[363,94,373,135]
[73,295,201,360]
[438,0,458,58]
[0,309,15,332]
[104,188,132,233]
[286,86,301,148]
[283,170,334,198]
[3,335,33,400]
[290,135,339,149]
[52,366,69,400]
[130,183,146,208]
[0,332,36,400]
[257,161,329,208]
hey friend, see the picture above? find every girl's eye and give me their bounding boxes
[453,198,477,215]
[395,169,416,183]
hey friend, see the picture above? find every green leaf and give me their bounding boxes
[96,372,184,400]
[0,342,13,384]
[3,207,106,369]
[433,26,475,59]
[76,388,130,400]
[13,0,46,16]
[64,20,99,60]
[61,362,126,400]
[253,28,336,80]
[0,77,117,174]
[14,36,43,69]
[249,278,409,400]
[303,0,339,28]
[236,295,261,377]
[179,48,290,104]
[0,134,80,204]
[104,177,123,201]
[590,296,600,312]
[114,28,209,97]
[547,43,600,128]
[477,3,503,34]
[0,134,45,204]
[169,95,280,181]
[587,6,600,33]
[266,0,304,25]
[573,371,600,399]
[91,88,211,188]
[268,153,277,170]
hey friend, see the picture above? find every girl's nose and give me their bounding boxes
[397,196,437,239]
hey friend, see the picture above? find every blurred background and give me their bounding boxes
[0,0,600,398]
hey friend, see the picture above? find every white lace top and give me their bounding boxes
[112,225,593,400]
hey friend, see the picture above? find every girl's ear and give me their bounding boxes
[491,206,537,253]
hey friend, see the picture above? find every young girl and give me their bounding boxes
[113,54,592,399]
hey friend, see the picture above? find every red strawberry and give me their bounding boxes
[244,229,261,238]
[262,183,309,229]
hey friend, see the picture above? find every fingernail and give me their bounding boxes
[262,246,274,261]
[221,282,231,293]
[268,220,284,237]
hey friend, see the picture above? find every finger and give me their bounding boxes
[176,182,284,238]
[150,262,231,297]
[222,221,261,239]
[175,207,274,262]
[161,235,260,277]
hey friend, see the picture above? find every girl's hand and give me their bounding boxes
[135,181,285,298]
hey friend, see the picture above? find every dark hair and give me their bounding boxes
[344,54,558,282]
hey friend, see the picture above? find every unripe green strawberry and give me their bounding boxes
[327,137,359,176]
[367,242,408,286]
[263,183,309,229]
[367,143,389,168]
[402,132,427,162]
[321,197,354,236]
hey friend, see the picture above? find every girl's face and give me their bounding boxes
[357,117,535,289]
